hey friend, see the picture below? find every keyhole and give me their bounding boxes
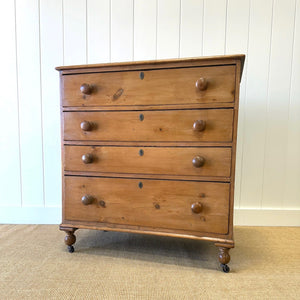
[139,149,144,156]
[140,72,144,80]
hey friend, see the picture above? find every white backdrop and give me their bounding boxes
[0,0,299,225]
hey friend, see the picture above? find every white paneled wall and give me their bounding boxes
[0,0,299,225]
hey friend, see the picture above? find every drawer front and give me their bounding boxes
[62,65,235,107]
[64,146,231,178]
[64,109,233,142]
[64,176,229,234]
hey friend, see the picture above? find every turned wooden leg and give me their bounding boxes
[215,243,233,273]
[63,228,77,253]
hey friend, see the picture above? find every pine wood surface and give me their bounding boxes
[62,65,236,107]
[58,55,244,270]
[64,109,234,142]
[64,176,229,234]
[64,146,231,178]
[56,54,245,75]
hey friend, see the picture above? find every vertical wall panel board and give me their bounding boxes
[134,0,157,61]
[0,1,22,207]
[87,0,110,63]
[63,0,86,65]
[40,0,63,207]
[157,0,180,59]
[225,0,250,208]
[180,0,204,57]
[285,0,300,209]
[111,0,133,62]
[239,0,273,208]
[15,0,44,206]
[262,0,296,208]
[202,0,227,55]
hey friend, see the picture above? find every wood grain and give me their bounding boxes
[60,221,234,243]
[58,55,245,263]
[56,54,245,72]
[62,65,236,106]
[64,109,234,142]
[64,146,232,178]
[64,176,229,234]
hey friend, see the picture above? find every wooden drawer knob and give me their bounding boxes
[82,153,93,164]
[192,156,205,168]
[193,120,206,132]
[191,202,203,214]
[195,78,208,91]
[80,121,92,131]
[81,194,95,205]
[80,83,92,95]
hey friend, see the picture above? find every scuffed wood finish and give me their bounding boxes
[64,146,231,178]
[64,109,234,142]
[60,220,234,242]
[58,55,245,271]
[64,176,230,234]
[62,65,236,107]
[56,54,245,75]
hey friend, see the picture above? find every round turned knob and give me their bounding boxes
[193,120,206,132]
[195,78,208,91]
[82,153,93,164]
[191,202,203,214]
[80,121,92,131]
[80,83,92,95]
[192,156,205,168]
[81,194,95,205]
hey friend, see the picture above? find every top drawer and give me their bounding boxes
[62,65,236,107]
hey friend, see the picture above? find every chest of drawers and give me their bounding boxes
[57,55,245,272]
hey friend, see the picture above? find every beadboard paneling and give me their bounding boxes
[87,0,110,64]
[202,0,227,55]
[111,0,133,62]
[285,0,300,209]
[134,0,157,60]
[0,0,299,225]
[225,0,250,209]
[0,0,22,207]
[63,0,87,65]
[180,0,204,57]
[239,0,273,208]
[157,0,180,59]
[40,0,63,207]
[262,0,296,208]
[15,0,44,207]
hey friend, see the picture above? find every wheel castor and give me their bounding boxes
[68,245,74,253]
[221,264,230,273]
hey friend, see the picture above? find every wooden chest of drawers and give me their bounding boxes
[57,55,245,272]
